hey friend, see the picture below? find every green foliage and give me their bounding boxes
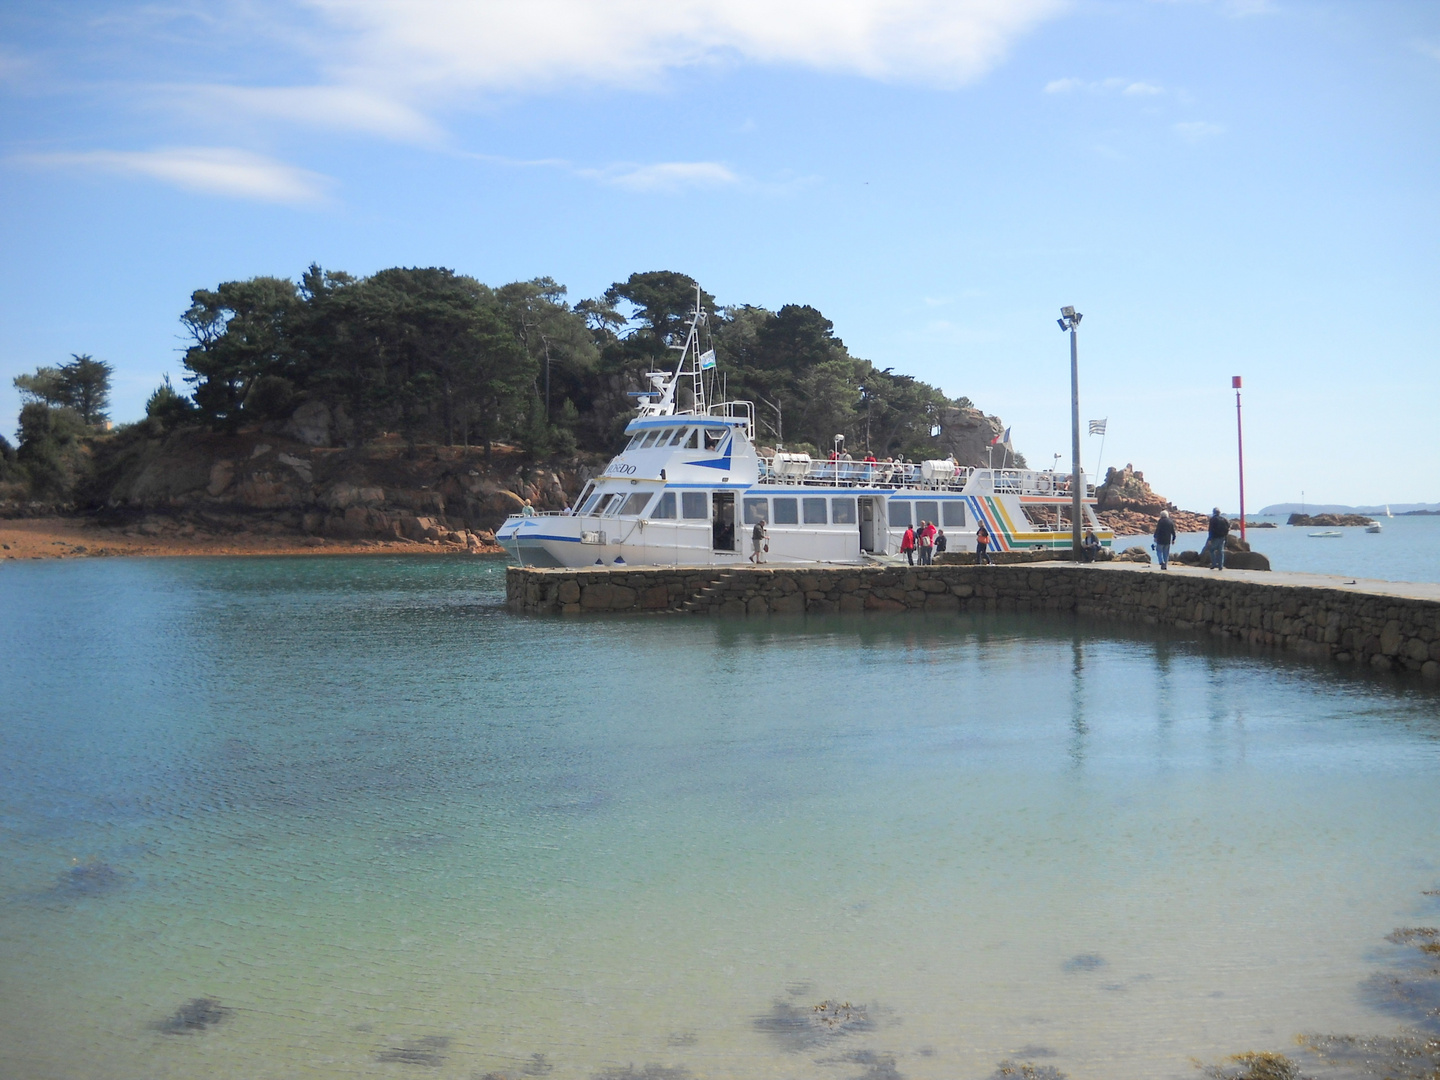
[15,401,89,499]
[168,263,969,459]
[14,354,113,425]
[145,374,199,428]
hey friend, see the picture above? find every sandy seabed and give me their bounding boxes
[0,517,505,561]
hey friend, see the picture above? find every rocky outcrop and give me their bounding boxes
[70,426,599,544]
[934,407,1008,467]
[1094,464,1208,536]
[1288,513,1377,528]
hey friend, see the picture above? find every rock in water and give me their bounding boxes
[153,998,232,1034]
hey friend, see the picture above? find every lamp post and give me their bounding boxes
[1057,306,1084,555]
[1233,375,1246,543]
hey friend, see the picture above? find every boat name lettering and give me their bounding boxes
[606,462,638,476]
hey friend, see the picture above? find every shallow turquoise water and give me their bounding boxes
[3,556,1440,1080]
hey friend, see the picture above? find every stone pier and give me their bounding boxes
[506,562,1440,679]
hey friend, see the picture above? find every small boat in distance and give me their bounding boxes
[1309,530,1344,538]
[1366,521,1383,533]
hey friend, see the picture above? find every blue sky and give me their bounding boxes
[2,0,1437,510]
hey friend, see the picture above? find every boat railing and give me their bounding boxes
[706,399,755,440]
[755,457,1090,496]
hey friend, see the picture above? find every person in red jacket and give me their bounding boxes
[900,524,916,565]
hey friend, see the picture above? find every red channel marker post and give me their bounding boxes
[1233,375,1246,544]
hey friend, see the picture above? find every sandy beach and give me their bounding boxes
[0,517,506,561]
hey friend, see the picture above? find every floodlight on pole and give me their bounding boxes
[1058,307,1084,556]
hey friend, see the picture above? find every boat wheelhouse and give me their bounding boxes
[497,294,1113,568]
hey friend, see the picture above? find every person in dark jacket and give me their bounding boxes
[1153,510,1177,570]
[1206,507,1230,569]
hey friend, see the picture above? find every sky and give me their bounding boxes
[1,0,1437,511]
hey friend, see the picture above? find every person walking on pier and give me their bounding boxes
[1206,507,1229,570]
[751,518,768,564]
[1153,510,1177,570]
[900,524,916,565]
[975,524,993,565]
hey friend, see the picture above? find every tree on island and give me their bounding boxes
[14,354,113,426]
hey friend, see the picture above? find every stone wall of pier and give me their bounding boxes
[505,564,1440,679]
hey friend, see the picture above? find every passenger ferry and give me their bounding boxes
[497,296,1113,568]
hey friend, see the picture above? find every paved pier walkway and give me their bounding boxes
[1085,561,1440,603]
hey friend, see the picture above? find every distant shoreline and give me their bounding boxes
[0,517,506,562]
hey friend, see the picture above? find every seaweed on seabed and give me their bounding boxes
[1359,926,1440,1030]
[51,860,126,899]
[1298,1032,1440,1079]
[754,998,875,1051]
[988,1061,1067,1080]
[1197,1051,1301,1080]
[591,1066,691,1080]
[839,1049,903,1080]
[377,1035,450,1066]
[151,997,233,1034]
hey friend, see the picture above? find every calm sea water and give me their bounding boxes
[3,556,1440,1080]
[1144,513,1440,583]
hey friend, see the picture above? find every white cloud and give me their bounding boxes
[1046,76,1164,95]
[181,84,443,142]
[581,161,741,193]
[1173,120,1225,141]
[17,147,331,204]
[1414,40,1440,62]
[308,0,1066,96]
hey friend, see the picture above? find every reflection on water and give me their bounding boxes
[2,556,1440,1080]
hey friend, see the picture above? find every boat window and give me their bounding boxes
[802,497,827,524]
[580,491,604,514]
[681,491,708,519]
[684,429,700,449]
[658,428,676,446]
[592,493,615,515]
[704,428,726,451]
[831,497,857,525]
[942,501,966,527]
[626,433,644,450]
[573,481,595,512]
[916,501,940,527]
[888,501,911,528]
[772,497,798,525]
[669,428,689,446]
[619,492,653,516]
[604,494,630,515]
[743,497,769,525]
[652,492,677,519]
[638,430,659,448]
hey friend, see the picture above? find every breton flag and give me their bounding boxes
[699,349,716,370]
[1088,419,1107,436]
[990,426,1011,446]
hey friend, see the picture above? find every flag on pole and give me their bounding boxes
[699,349,716,370]
[990,426,1011,446]
[1088,419,1107,435]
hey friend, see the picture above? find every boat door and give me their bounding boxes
[859,497,878,553]
[712,492,736,551]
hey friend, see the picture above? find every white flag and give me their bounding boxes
[699,349,716,370]
[1088,419,1107,435]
